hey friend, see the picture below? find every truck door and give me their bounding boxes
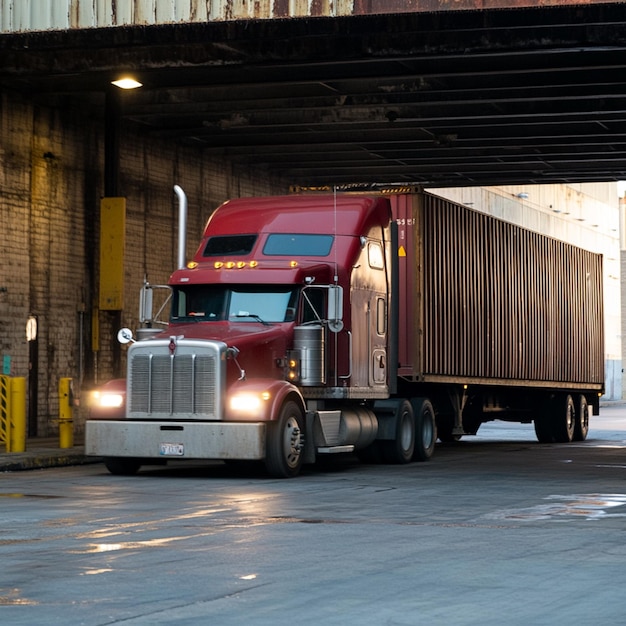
[371,295,387,385]
[349,239,389,391]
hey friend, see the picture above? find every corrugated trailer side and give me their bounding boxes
[392,190,604,389]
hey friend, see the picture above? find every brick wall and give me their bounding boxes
[0,90,288,436]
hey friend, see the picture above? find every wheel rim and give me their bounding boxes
[566,400,575,435]
[581,408,589,432]
[578,397,589,438]
[283,415,303,469]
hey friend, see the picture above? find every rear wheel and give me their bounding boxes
[536,394,576,443]
[533,414,554,443]
[553,394,576,443]
[104,457,141,476]
[265,401,305,478]
[412,398,436,461]
[574,394,589,441]
[382,399,415,464]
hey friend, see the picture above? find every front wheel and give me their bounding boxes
[104,457,141,476]
[265,400,305,478]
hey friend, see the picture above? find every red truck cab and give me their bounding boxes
[86,194,422,477]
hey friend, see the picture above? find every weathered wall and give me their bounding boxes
[0,89,287,437]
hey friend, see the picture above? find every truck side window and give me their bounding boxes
[377,297,387,335]
[368,242,384,270]
[301,288,325,324]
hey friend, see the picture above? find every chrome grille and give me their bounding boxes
[127,340,224,419]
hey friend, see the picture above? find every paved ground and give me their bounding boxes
[2,407,626,625]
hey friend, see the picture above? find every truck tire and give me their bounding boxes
[382,399,415,464]
[574,394,589,441]
[265,401,305,478]
[412,398,436,462]
[104,457,141,476]
[553,394,576,443]
[533,414,554,443]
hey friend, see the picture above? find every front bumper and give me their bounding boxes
[85,420,266,460]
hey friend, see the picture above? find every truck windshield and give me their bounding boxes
[171,285,299,323]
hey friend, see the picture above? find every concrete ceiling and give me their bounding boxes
[2,3,626,187]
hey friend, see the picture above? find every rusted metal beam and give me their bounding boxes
[1,0,625,33]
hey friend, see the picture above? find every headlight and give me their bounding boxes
[93,391,124,408]
[229,392,270,415]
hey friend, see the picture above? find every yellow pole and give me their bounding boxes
[10,377,26,453]
[59,377,74,449]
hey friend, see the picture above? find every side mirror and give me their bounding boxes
[117,328,135,344]
[327,285,344,333]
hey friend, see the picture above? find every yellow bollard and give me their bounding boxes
[59,377,74,449]
[10,377,26,453]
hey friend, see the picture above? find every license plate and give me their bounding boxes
[159,442,184,456]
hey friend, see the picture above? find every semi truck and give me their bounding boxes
[86,186,605,477]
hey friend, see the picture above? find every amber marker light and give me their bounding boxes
[214,261,224,269]
[187,261,198,269]
[290,260,298,267]
[237,261,246,268]
[250,261,258,268]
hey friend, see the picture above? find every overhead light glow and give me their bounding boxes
[111,77,143,90]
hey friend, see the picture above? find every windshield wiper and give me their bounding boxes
[232,313,270,326]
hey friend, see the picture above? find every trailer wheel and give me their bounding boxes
[265,400,305,478]
[574,394,589,441]
[382,399,415,464]
[412,398,436,461]
[553,394,576,443]
[104,457,141,476]
[533,414,554,443]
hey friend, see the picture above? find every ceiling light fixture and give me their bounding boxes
[111,77,143,90]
